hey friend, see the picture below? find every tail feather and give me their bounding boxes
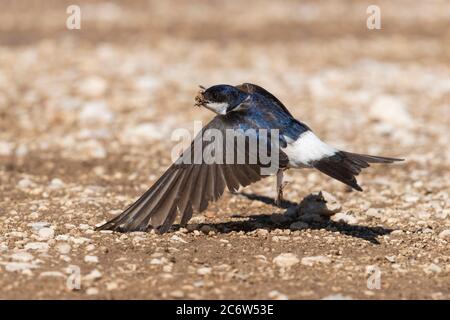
[312,151,404,191]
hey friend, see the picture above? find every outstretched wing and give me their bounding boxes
[96,116,285,233]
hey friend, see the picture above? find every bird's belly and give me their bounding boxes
[281,131,337,168]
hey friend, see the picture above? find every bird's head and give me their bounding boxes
[195,84,248,115]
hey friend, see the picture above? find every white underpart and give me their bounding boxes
[204,102,228,115]
[282,131,338,168]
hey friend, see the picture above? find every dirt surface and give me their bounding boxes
[0,0,449,299]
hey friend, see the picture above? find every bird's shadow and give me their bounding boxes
[175,192,393,244]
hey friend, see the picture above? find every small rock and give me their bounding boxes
[106,282,119,291]
[24,242,49,251]
[268,290,289,300]
[423,263,442,274]
[298,191,341,217]
[331,212,358,224]
[28,221,50,232]
[197,267,212,275]
[170,290,185,298]
[86,287,99,295]
[438,229,450,240]
[84,269,102,282]
[11,252,34,262]
[18,178,34,189]
[170,235,187,243]
[38,227,54,240]
[5,262,37,272]
[49,178,65,189]
[301,255,331,266]
[84,255,99,263]
[273,253,300,268]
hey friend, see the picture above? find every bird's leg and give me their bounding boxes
[276,169,284,207]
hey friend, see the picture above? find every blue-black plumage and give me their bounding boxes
[97,83,403,233]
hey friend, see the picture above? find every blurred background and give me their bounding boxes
[0,0,449,299]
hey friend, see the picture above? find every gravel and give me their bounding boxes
[0,0,449,300]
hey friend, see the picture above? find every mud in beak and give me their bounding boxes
[194,85,206,107]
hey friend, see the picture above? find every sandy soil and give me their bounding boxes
[0,0,449,299]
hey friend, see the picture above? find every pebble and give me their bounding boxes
[299,191,342,216]
[331,212,358,224]
[438,229,450,240]
[170,235,187,243]
[84,255,99,263]
[17,178,34,189]
[106,282,119,291]
[84,269,102,282]
[49,178,65,189]
[423,263,442,274]
[28,221,50,231]
[273,253,300,268]
[5,262,37,272]
[38,227,55,240]
[197,267,212,275]
[301,255,331,266]
[11,252,34,262]
[24,242,49,251]
[170,290,185,298]
[86,287,99,295]
[268,290,289,300]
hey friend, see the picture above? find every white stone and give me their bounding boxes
[273,253,300,268]
[5,262,37,272]
[49,178,65,189]
[170,235,187,243]
[301,255,331,266]
[24,242,49,251]
[298,191,341,216]
[38,227,55,240]
[86,287,99,295]
[423,263,442,274]
[331,212,358,224]
[18,178,34,189]
[84,255,99,263]
[84,269,102,281]
[438,229,450,240]
[268,290,289,300]
[11,252,34,262]
[197,267,212,275]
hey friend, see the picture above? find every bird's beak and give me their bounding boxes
[194,85,206,107]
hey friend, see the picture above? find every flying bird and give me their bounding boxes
[96,83,403,233]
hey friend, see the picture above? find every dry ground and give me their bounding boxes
[0,0,449,299]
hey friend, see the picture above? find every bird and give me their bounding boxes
[96,83,403,233]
